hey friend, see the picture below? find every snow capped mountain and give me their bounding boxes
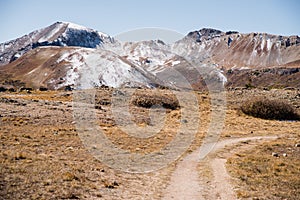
[0,46,161,90]
[0,24,299,90]
[177,28,300,69]
[117,40,180,74]
[0,21,115,66]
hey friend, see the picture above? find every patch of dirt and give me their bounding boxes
[162,136,277,200]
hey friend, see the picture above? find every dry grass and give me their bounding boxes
[131,90,180,110]
[241,97,300,120]
[0,88,300,199]
[227,137,300,199]
[1,90,73,102]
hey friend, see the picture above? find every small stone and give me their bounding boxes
[295,143,300,147]
[66,146,74,151]
[283,153,287,157]
[95,105,102,110]
[181,119,188,123]
[105,183,115,189]
[44,179,52,186]
[113,181,119,186]
[272,152,279,157]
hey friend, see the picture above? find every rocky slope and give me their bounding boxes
[0,46,160,90]
[0,22,299,90]
[180,28,300,69]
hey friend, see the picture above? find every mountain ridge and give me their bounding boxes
[0,21,115,66]
[0,22,299,90]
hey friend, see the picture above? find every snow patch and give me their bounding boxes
[199,42,206,51]
[267,39,272,51]
[98,31,110,39]
[276,41,281,48]
[240,67,250,70]
[28,68,37,75]
[53,49,151,89]
[65,22,90,31]
[38,23,65,43]
[14,53,21,58]
[78,51,150,89]
[62,51,90,87]
[261,38,265,50]
[217,71,227,85]
[57,51,74,63]
[171,60,180,66]
[147,65,165,74]
[165,60,181,66]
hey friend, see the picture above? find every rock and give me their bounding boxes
[283,153,287,157]
[95,105,102,110]
[113,90,125,96]
[272,152,279,157]
[19,87,33,92]
[66,146,74,151]
[8,88,16,92]
[14,152,27,160]
[113,181,119,186]
[0,87,7,92]
[64,85,73,91]
[181,119,188,123]
[39,87,48,91]
[295,143,300,147]
[104,181,119,189]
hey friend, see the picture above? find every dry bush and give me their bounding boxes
[131,91,180,110]
[241,97,300,120]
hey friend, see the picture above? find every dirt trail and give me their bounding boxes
[162,136,277,200]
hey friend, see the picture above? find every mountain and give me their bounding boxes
[0,22,299,90]
[180,28,300,69]
[0,21,114,66]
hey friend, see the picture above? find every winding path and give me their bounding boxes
[162,136,277,200]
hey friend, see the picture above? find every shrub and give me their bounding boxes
[131,91,180,110]
[241,97,300,120]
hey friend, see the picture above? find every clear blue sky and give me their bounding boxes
[0,0,299,43]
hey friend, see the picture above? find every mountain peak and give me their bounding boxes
[198,28,223,36]
[186,28,224,42]
[0,22,115,66]
[60,21,91,31]
[56,21,111,39]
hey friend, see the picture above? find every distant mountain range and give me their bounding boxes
[0,21,299,90]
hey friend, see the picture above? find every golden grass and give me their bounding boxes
[1,90,73,102]
[227,137,300,199]
[1,88,300,199]
[131,90,180,110]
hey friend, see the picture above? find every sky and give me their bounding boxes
[0,0,299,43]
